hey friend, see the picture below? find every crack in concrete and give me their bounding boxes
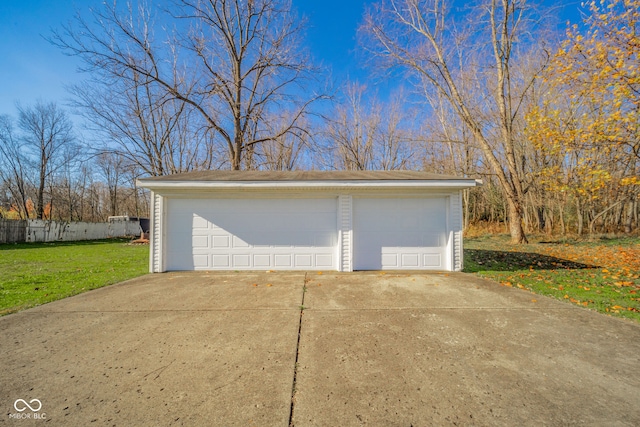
[288,273,309,427]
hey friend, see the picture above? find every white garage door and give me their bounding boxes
[353,197,449,270]
[165,198,338,270]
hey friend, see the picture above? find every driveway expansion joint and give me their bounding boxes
[287,273,308,427]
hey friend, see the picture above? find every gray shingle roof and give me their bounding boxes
[138,170,473,182]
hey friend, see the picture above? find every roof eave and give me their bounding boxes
[137,179,481,192]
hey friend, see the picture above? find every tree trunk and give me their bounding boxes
[507,197,528,243]
[576,198,584,235]
[37,162,46,220]
[624,199,633,234]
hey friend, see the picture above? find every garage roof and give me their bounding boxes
[139,170,476,182]
[138,170,480,191]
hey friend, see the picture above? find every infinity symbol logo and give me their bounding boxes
[14,399,42,412]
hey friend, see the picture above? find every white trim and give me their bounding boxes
[449,191,464,271]
[149,192,165,273]
[338,195,353,272]
[446,195,453,271]
[138,179,478,192]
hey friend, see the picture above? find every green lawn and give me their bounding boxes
[464,234,640,322]
[0,239,148,315]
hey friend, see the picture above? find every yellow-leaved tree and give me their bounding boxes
[527,0,639,234]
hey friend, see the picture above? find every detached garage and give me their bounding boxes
[137,171,479,272]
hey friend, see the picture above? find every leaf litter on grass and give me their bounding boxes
[464,235,640,322]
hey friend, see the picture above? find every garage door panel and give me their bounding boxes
[193,215,209,229]
[232,254,251,267]
[295,254,313,267]
[401,253,420,267]
[315,254,334,268]
[253,254,271,268]
[421,233,443,247]
[165,198,337,270]
[274,254,292,267]
[381,253,398,267]
[354,198,449,270]
[212,254,230,267]
[311,233,333,247]
[192,235,208,248]
[232,236,250,248]
[212,235,230,248]
[193,254,209,268]
[424,254,441,267]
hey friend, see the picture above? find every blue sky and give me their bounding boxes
[0,0,87,116]
[0,0,583,119]
[0,0,377,118]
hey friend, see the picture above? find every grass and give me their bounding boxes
[0,238,148,315]
[464,234,640,322]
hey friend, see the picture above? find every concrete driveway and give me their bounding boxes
[1,272,639,426]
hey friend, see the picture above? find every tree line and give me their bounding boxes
[0,101,148,222]
[0,0,637,241]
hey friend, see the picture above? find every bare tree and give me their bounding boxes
[95,152,126,216]
[17,101,76,220]
[69,75,213,176]
[362,0,549,243]
[54,0,321,171]
[51,141,84,221]
[0,115,30,218]
[247,113,311,170]
[325,83,415,170]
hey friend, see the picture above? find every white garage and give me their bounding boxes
[138,171,479,272]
